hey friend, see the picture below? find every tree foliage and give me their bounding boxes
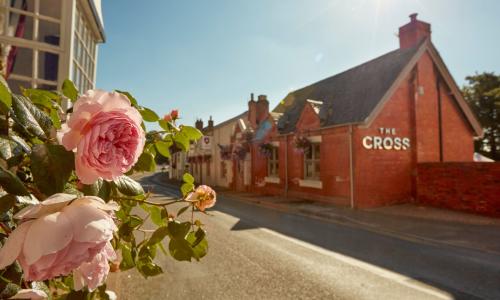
[462,72,500,161]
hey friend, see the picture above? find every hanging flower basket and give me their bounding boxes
[294,135,311,154]
[218,144,232,160]
[233,144,249,160]
[259,142,273,157]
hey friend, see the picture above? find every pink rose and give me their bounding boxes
[73,242,117,291]
[170,109,179,120]
[187,185,216,212]
[0,194,118,286]
[163,114,172,122]
[60,90,145,184]
[9,289,47,299]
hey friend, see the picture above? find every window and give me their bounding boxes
[1,0,63,93]
[304,143,320,179]
[267,146,279,177]
[72,7,97,92]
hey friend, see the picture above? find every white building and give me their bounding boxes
[0,0,105,93]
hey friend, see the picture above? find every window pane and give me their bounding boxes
[9,0,35,12]
[306,146,313,159]
[39,0,62,19]
[38,20,60,45]
[305,162,313,178]
[9,46,32,77]
[315,144,320,157]
[7,13,34,40]
[72,62,78,82]
[38,51,59,81]
[7,79,31,94]
[314,162,320,177]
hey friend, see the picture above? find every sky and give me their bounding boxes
[96,0,500,129]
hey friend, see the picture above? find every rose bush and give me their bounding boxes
[0,78,214,299]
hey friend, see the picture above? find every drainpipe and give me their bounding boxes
[349,124,355,209]
[284,135,289,198]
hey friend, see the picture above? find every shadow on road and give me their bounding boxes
[143,173,499,300]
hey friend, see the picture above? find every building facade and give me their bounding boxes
[0,0,105,93]
[249,14,482,208]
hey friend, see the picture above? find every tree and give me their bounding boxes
[462,72,500,161]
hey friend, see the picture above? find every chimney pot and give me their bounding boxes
[398,13,431,49]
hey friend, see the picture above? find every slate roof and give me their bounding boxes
[275,43,422,133]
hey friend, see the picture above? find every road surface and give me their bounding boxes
[108,173,500,300]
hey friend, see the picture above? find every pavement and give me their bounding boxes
[107,172,500,299]
[217,189,500,256]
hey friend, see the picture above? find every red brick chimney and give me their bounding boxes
[399,13,431,49]
[248,93,257,128]
[256,94,269,125]
[195,118,204,131]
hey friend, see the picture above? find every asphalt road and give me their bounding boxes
[108,173,500,300]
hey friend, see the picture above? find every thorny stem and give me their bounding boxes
[191,204,194,231]
[113,196,183,207]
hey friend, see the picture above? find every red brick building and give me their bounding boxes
[249,14,483,208]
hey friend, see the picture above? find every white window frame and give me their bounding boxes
[0,0,65,90]
[71,5,97,92]
[267,146,279,178]
[304,142,320,180]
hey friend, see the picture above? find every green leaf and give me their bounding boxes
[31,144,74,196]
[115,90,138,106]
[168,238,193,262]
[149,206,166,226]
[81,178,111,200]
[113,176,144,196]
[139,107,159,122]
[181,182,194,197]
[0,283,20,299]
[148,226,169,246]
[134,152,156,172]
[120,243,135,270]
[177,205,190,217]
[155,140,172,158]
[0,78,12,113]
[173,132,190,152]
[0,194,16,214]
[49,108,61,129]
[167,220,191,240]
[23,88,59,108]
[158,119,170,131]
[180,125,203,141]
[30,281,51,300]
[0,166,29,195]
[62,79,78,102]
[136,260,163,278]
[187,230,208,261]
[11,95,53,139]
[182,173,194,184]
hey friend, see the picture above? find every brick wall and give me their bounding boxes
[417,163,500,217]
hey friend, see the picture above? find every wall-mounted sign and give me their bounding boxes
[201,136,212,150]
[362,128,410,150]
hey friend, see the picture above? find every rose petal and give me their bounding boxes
[14,193,76,220]
[62,204,116,243]
[72,196,120,211]
[9,289,47,300]
[0,221,33,269]
[23,212,73,265]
